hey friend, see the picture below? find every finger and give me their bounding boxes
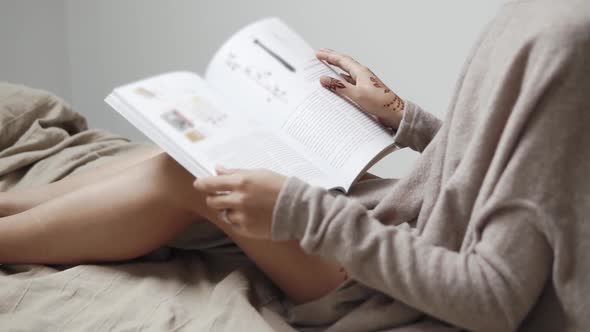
[193,174,241,193]
[340,73,355,85]
[320,76,357,100]
[206,193,242,210]
[316,50,363,80]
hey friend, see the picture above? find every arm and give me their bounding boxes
[315,49,442,152]
[194,145,549,332]
[271,178,551,332]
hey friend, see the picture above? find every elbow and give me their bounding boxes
[453,256,532,332]
[463,287,532,332]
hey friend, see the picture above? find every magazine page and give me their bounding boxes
[108,72,332,188]
[205,17,395,190]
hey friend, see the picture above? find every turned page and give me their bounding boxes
[108,72,331,188]
[205,18,395,190]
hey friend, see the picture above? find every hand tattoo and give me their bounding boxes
[370,76,391,93]
[370,76,382,88]
[384,94,404,112]
[370,73,402,111]
[322,77,346,92]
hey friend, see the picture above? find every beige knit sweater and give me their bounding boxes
[271,1,590,331]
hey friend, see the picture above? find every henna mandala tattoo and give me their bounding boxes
[323,77,346,92]
[370,76,391,93]
[370,76,382,88]
[383,94,405,112]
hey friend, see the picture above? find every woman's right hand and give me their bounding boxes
[316,48,405,130]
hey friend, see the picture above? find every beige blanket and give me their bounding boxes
[0,83,295,331]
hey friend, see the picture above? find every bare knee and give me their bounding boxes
[145,153,192,188]
[141,145,165,158]
[140,153,214,219]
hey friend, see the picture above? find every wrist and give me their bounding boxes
[378,99,405,130]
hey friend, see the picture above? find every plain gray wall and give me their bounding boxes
[0,0,70,100]
[3,1,503,178]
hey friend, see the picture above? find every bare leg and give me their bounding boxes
[0,153,346,304]
[0,146,163,216]
[0,152,198,263]
[209,217,348,304]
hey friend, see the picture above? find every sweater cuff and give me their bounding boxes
[271,176,311,241]
[391,99,419,149]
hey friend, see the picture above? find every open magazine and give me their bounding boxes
[105,17,397,192]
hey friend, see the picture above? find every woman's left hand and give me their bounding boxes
[316,48,405,130]
[193,166,287,239]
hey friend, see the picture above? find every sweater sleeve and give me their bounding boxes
[392,100,442,153]
[272,177,551,332]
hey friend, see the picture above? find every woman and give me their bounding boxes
[1,1,589,331]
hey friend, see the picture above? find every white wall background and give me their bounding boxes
[2,0,503,178]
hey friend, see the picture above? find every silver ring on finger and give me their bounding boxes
[221,209,234,225]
